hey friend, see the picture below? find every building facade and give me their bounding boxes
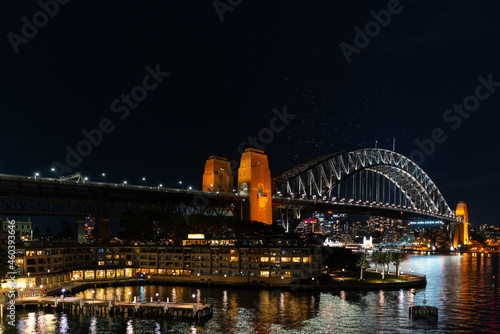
[6,237,322,288]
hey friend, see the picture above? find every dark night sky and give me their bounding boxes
[1,0,500,231]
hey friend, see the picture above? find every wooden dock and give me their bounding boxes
[1,297,212,320]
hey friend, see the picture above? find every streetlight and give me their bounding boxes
[179,181,182,185]
[34,172,39,180]
[40,285,43,297]
[84,177,88,183]
[62,288,65,299]
[102,173,107,183]
[142,177,147,186]
[156,293,159,304]
[188,186,192,190]
[192,293,196,305]
[51,168,56,179]
[159,184,163,190]
[92,290,95,301]
[128,291,132,303]
[123,181,127,186]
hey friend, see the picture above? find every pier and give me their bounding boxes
[1,296,212,320]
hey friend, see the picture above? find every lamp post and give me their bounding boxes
[92,290,95,301]
[51,168,56,179]
[123,181,127,187]
[156,293,159,305]
[142,177,147,186]
[159,184,163,190]
[40,285,43,297]
[192,293,196,305]
[34,172,39,180]
[62,288,65,300]
[102,173,106,183]
[128,291,131,303]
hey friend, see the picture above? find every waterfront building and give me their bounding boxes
[5,235,322,289]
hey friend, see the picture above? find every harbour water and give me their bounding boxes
[2,253,499,333]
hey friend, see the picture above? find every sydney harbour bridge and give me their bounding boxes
[0,148,467,249]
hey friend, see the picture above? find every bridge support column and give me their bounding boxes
[237,148,272,225]
[76,218,86,243]
[97,217,110,243]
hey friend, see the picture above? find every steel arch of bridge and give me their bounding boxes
[272,148,454,218]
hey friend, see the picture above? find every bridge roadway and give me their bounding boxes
[0,173,456,222]
[272,196,458,223]
[0,173,244,217]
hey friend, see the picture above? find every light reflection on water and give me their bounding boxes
[2,254,499,333]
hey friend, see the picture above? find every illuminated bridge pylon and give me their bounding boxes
[272,148,455,230]
[452,201,469,248]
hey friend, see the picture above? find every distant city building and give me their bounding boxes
[1,217,33,241]
[85,216,95,241]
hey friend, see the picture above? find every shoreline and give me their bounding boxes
[34,272,426,296]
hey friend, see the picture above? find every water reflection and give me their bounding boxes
[3,254,499,333]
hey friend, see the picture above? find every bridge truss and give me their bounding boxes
[272,148,455,231]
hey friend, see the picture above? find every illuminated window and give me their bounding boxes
[25,251,35,256]
[260,271,270,277]
[303,258,309,263]
[292,257,301,263]
[36,251,43,256]
[126,261,132,266]
[260,257,269,262]
[96,270,105,279]
[84,270,95,279]
[230,256,239,262]
[98,261,105,266]
[17,259,24,265]
[281,257,291,263]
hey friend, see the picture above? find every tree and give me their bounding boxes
[356,253,369,280]
[379,252,392,280]
[0,248,9,283]
[392,252,404,277]
[322,247,359,272]
[33,227,40,239]
[372,251,381,273]
[45,226,52,239]
[58,220,74,239]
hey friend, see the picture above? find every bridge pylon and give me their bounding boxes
[202,156,234,192]
[237,148,272,225]
[452,201,469,248]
